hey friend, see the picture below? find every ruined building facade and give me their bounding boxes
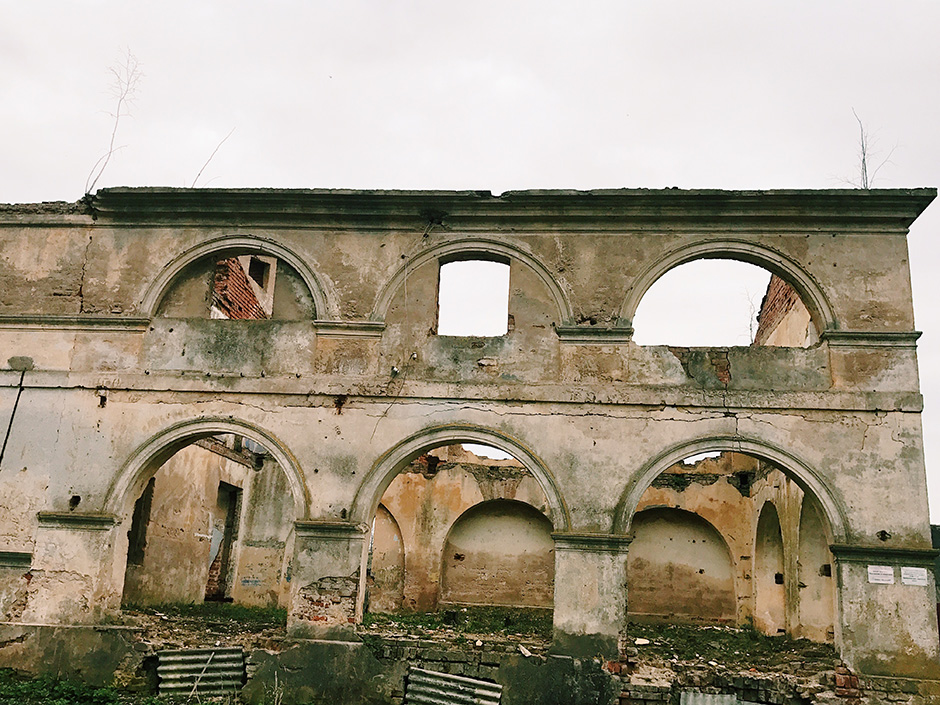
[0,188,937,679]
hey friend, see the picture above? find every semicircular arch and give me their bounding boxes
[370,238,574,323]
[351,424,570,531]
[105,416,310,521]
[620,239,837,334]
[140,235,334,318]
[613,435,848,542]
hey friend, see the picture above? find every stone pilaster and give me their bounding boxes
[551,532,632,658]
[830,543,940,678]
[288,520,368,639]
[23,513,119,624]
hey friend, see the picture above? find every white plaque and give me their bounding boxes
[867,565,895,584]
[900,566,930,586]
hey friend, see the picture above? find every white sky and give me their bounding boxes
[3,1,940,517]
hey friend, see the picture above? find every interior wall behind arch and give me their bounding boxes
[122,442,250,605]
[797,495,835,642]
[627,507,736,623]
[373,444,550,612]
[121,439,294,609]
[369,504,405,613]
[440,500,554,608]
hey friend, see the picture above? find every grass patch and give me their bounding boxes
[363,605,552,639]
[125,601,287,627]
[0,669,120,705]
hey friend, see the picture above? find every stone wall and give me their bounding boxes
[0,187,937,678]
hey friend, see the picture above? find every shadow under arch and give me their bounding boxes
[612,436,849,543]
[350,424,571,532]
[105,416,310,521]
[139,235,335,319]
[370,238,574,324]
[619,239,838,334]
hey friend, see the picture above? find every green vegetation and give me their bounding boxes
[363,605,553,639]
[0,669,120,705]
[125,601,287,627]
[0,669,237,704]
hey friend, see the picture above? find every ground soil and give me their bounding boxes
[124,605,835,675]
[112,607,839,703]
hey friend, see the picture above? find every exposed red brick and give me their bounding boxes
[753,274,800,345]
[213,257,268,319]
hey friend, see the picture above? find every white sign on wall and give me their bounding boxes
[900,566,930,587]
[867,565,895,584]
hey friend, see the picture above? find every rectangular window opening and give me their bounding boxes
[437,259,510,336]
[248,256,271,289]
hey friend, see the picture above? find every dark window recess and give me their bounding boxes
[248,257,270,288]
[820,563,832,577]
[205,482,242,602]
[127,477,156,566]
[774,572,785,585]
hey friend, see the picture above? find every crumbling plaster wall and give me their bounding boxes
[0,189,936,677]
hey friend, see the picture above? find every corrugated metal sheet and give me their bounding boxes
[679,695,737,705]
[157,647,245,696]
[405,667,502,705]
[679,693,760,705]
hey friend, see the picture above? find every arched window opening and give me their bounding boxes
[755,502,786,635]
[630,449,835,642]
[632,259,817,347]
[156,252,316,320]
[366,443,551,617]
[437,260,510,336]
[121,434,294,613]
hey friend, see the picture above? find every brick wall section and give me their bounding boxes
[213,257,268,320]
[753,274,799,345]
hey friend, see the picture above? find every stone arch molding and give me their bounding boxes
[613,435,849,543]
[619,239,837,333]
[140,235,335,318]
[350,424,571,532]
[104,416,310,520]
[371,238,575,323]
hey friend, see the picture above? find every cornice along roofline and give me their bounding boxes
[73,187,935,230]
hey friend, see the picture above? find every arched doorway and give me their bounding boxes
[107,419,307,612]
[364,441,555,614]
[755,501,786,635]
[618,441,843,642]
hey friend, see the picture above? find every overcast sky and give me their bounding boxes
[3,2,940,516]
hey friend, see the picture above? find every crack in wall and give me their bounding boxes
[77,234,93,314]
